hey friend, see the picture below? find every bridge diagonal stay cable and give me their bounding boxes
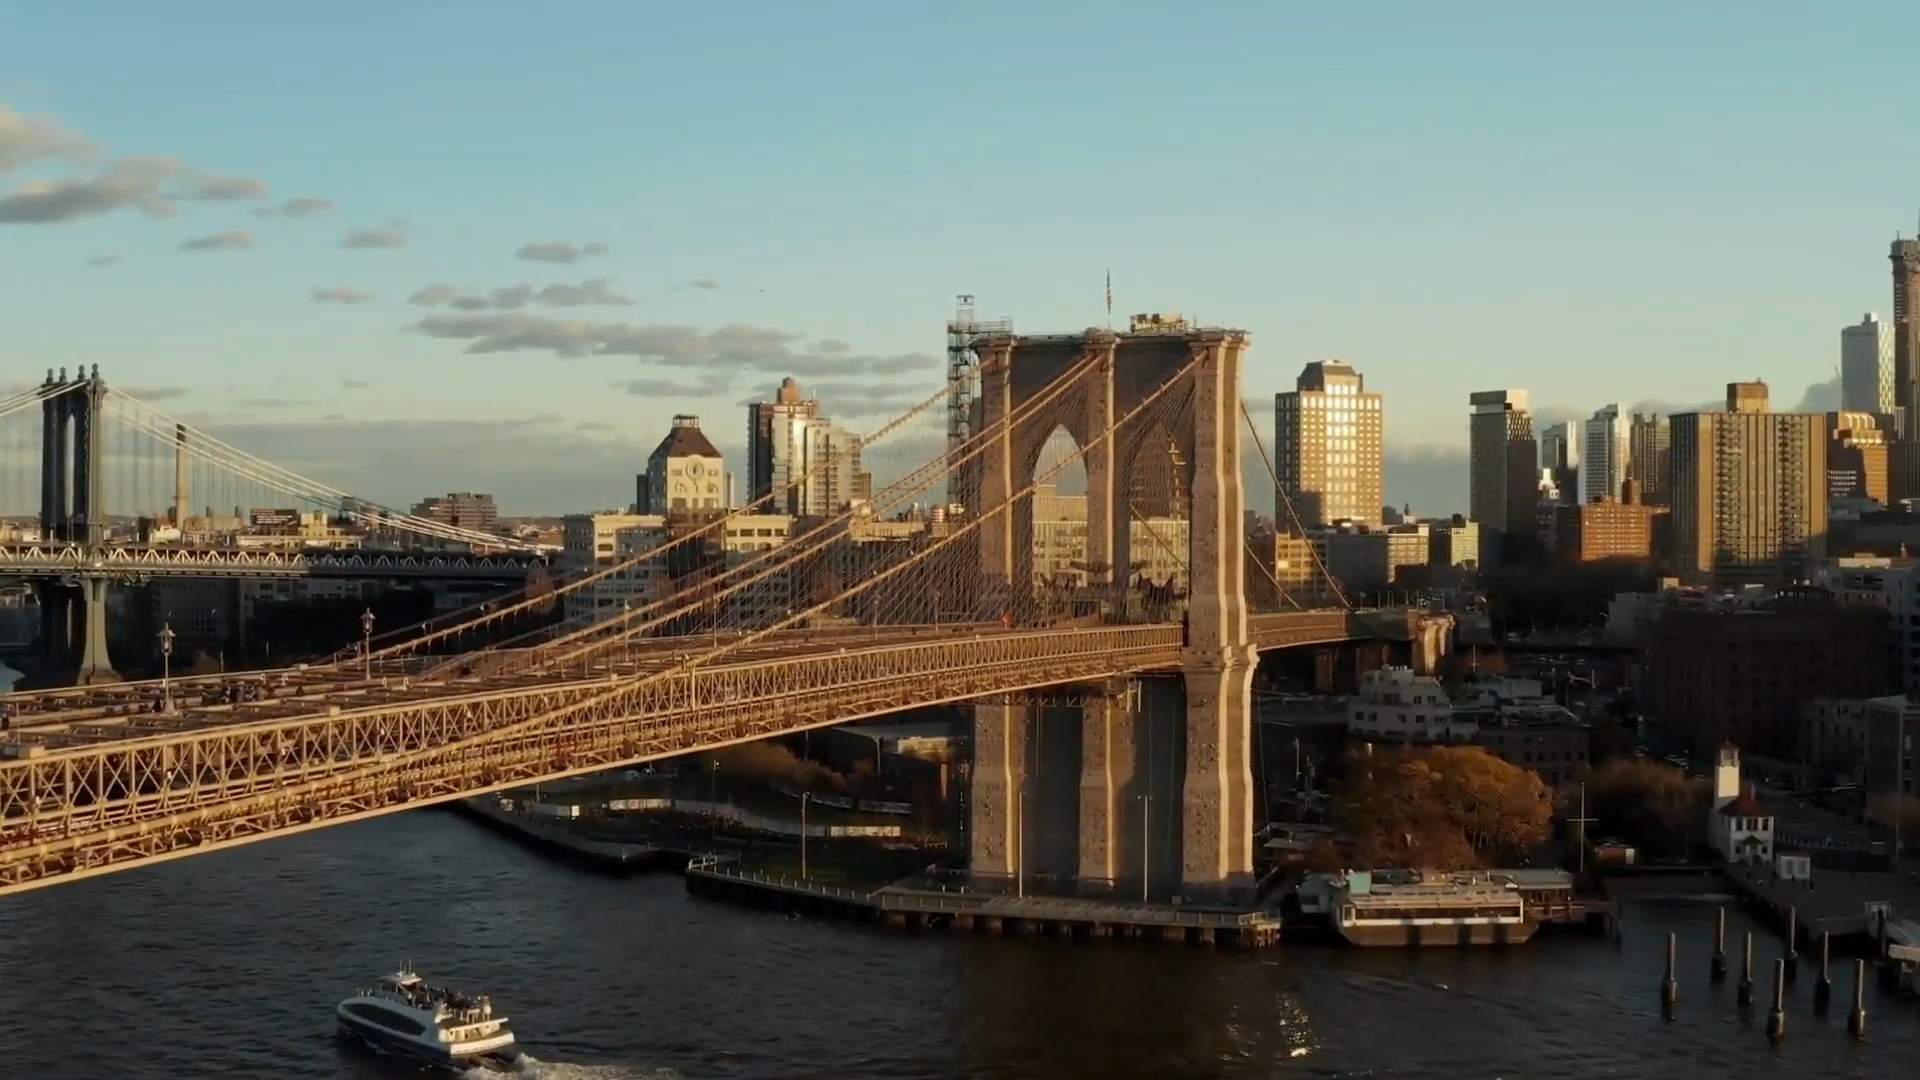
[220,356,1207,806]
[516,349,1112,675]
[1238,399,1350,610]
[104,400,516,551]
[104,389,536,552]
[359,373,969,667]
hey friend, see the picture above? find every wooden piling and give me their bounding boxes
[1710,906,1728,981]
[1846,959,1868,1040]
[1813,932,1832,1013]
[1737,931,1755,1007]
[1660,931,1679,1019]
[1765,958,1786,1044]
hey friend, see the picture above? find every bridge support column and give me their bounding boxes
[1178,331,1257,905]
[967,697,1028,881]
[974,337,1019,619]
[1076,679,1137,892]
[73,577,120,685]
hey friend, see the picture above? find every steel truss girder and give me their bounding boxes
[0,543,543,579]
[0,610,1405,895]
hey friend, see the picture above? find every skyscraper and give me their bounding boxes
[1539,421,1580,505]
[1469,389,1538,566]
[745,378,866,516]
[1893,241,1920,440]
[747,377,819,507]
[1626,413,1671,507]
[1582,403,1631,504]
[1670,382,1827,587]
[1273,360,1384,527]
[1841,312,1896,415]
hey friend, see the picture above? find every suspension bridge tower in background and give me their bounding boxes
[37,366,120,685]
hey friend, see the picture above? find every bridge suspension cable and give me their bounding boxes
[246,354,1208,802]
[102,388,540,552]
[1238,399,1351,610]
[482,347,1115,677]
[344,369,975,668]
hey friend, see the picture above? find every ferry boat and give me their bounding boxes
[335,968,520,1072]
[1317,869,1537,947]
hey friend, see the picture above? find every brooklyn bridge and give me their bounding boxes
[0,323,1449,904]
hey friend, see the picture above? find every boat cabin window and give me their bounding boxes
[345,1002,427,1036]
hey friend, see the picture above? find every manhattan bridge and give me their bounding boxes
[0,321,1449,905]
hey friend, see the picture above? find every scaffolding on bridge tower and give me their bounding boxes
[945,294,1011,509]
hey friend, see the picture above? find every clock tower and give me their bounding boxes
[640,414,727,514]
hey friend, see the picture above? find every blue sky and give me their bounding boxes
[3,3,1916,514]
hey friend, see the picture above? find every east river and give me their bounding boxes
[0,812,1915,1079]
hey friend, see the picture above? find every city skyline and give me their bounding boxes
[5,7,1915,515]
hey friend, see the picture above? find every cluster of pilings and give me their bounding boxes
[1658,905,1871,1044]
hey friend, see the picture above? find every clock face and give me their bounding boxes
[686,461,704,478]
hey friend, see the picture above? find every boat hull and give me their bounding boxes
[335,1008,520,1072]
[1337,920,1540,947]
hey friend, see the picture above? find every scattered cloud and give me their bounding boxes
[257,196,333,218]
[311,285,375,304]
[180,228,253,251]
[0,107,270,226]
[738,376,925,418]
[84,255,116,268]
[340,220,408,249]
[815,338,851,354]
[178,173,269,201]
[122,385,190,402]
[0,105,94,171]
[621,371,735,398]
[233,397,317,410]
[409,314,940,389]
[688,278,721,291]
[1,156,181,224]
[193,415,652,515]
[575,420,616,433]
[515,240,608,264]
[340,378,370,389]
[407,283,461,306]
[406,277,634,311]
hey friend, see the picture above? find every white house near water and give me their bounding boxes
[1709,746,1774,865]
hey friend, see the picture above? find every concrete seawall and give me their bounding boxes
[450,796,676,872]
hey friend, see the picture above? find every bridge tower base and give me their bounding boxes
[73,577,120,685]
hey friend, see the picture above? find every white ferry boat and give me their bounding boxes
[335,968,520,1072]
[1318,869,1536,947]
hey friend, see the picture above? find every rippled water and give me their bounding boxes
[0,811,1914,1079]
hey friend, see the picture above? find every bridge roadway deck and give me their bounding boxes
[0,622,992,731]
[0,608,1402,895]
[0,542,546,579]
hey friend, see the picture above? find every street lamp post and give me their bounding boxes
[800,790,810,879]
[158,622,175,714]
[359,608,375,681]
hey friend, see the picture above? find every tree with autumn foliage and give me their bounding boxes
[1581,758,1709,860]
[1326,744,1552,871]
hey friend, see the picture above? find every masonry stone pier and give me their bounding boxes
[962,314,1261,905]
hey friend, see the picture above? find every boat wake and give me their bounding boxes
[467,1053,683,1080]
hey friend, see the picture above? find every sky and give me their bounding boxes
[4,3,1917,516]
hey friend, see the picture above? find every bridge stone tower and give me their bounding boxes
[964,324,1257,904]
[38,366,119,684]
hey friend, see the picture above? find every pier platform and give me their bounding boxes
[874,883,1283,947]
[1722,861,1920,942]
[452,796,672,871]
